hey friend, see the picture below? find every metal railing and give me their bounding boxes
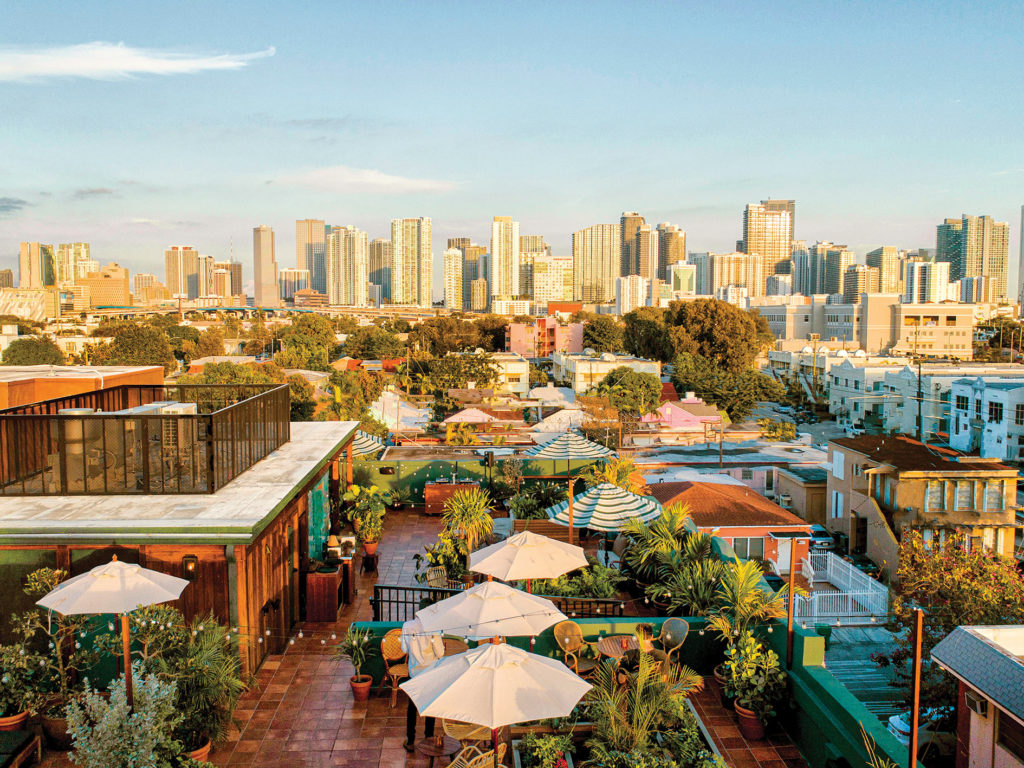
[0,384,290,496]
[371,584,629,623]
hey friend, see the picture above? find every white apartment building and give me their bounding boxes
[491,298,530,316]
[828,356,915,429]
[326,225,369,307]
[487,351,530,398]
[902,261,951,303]
[532,255,573,304]
[278,267,310,303]
[490,216,520,300]
[391,217,432,307]
[443,248,463,311]
[615,275,648,315]
[551,351,661,393]
[715,285,749,306]
[950,377,1024,461]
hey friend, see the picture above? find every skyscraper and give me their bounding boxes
[134,273,156,298]
[822,243,855,295]
[903,261,950,303]
[213,260,243,297]
[461,244,487,307]
[0,270,13,289]
[760,199,795,245]
[197,254,216,297]
[390,217,432,307]
[865,246,903,294]
[634,225,659,281]
[369,238,392,303]
[490,216,520,299]
[295,219,327,295]
[572,224,619,302]
[619,212,645,276]
[518,234,549,299]
[213,270,232,300]
[519,234,550,256]
[935,218,963,268]
[443,248,463,310]
[55,243,89,287]
[741,203,792,288]
[252,226,279,307]
[165,246,199,299]
[327,226,369,307]
[708,252,764,297]
[656,223,686,281]
[278,268,310,303]
[531,255,574,304]
[842,264,879,302]
[18,242,55,289]
[960,215,1009,300]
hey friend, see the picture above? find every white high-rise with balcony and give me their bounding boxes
[390,217,432,307]
[572,224,619,303]
[327,226,369,307]
[443,248,463,310]
[490,216,521,299]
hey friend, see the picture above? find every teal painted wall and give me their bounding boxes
[307,472,330,559]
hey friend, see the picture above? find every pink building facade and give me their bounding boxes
[505,317,583,358]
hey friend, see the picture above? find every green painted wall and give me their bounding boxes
[0,548,57,644]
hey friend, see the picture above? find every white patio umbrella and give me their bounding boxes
[37,556,189,708]
[414,581,566,640]
[469,531,588,593]
[400,643,591,766]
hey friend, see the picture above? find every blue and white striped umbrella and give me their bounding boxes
[352,430,385,457]
[525,431,614,460]
[545,482,662,532]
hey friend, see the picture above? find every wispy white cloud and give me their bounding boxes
[0,42,275,82]
[275,165,456,194]
[0,197,30,215]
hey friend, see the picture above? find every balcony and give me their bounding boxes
[0,383,290,496]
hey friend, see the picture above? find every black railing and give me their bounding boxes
[371,584,629,623]
[0,384,290,496]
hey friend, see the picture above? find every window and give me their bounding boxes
[765,471,774,492]
[831,490,844,519]
[989,402,1004,423]
[853,464,863,476]
[926,481,945,511]
[998,710,1024,762]
[1015,404,1024,426]
[832,450,845,480]
[984,480,1004,510]
[976,399,982,419]
[955,481,973,511]
[732,537,764,560]
[955,395,969,412]
[741,469,753,481]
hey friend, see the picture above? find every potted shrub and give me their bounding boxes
[724,631,787,741]
[390,486,412,510]
[11,568,100,749]
[334,627,376,701]
[0,643,41,731]
[512,732,574,768]
[441,487,494,550]
[357,507,385,556]
[344,484,390,554]
[66,665,194,768]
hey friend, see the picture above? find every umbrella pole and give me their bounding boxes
[567,477,574,546]
[492,727,499,768]
[121,614,133,709]
[526,578,531,594]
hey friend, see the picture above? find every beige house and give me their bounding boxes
[825,435,1017,580]
[776,466,828,525]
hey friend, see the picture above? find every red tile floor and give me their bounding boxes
[38,506,810,768]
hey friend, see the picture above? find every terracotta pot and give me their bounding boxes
[713,663,733,710]
[350,675,373,702]
[735,704,765,741]
[0,711,28,732]
[362,541,379,556]
[42,713,74,750]
[188,738,212,762]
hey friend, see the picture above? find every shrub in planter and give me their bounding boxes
[333,627,377,701]
[723,631,787,740]
[413,532,469,584]
[66,665,189,768]
[0,643,42,730]
[515,732,573,768]
[526,558,625,599]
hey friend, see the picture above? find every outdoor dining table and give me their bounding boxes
[414,638,473,767]
[595,634,639,659]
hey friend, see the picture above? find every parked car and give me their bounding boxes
[887,710,955,758]
[845,553,881,578]
[809,525,834,551]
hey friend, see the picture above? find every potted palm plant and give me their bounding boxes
[724,631,787,740]
[334,627,376,701]
[441,487,494,551]
[0,643,41,731]
[390,486,412,511]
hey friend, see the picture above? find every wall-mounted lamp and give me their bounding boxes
[182,555,199,580]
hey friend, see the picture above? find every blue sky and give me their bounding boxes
[1,1,1022,297]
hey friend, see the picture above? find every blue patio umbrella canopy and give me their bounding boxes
[525,431,615,460]
[352,430,385,457]
[545,482,662,532]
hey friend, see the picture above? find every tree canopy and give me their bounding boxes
[177,361,316,421]
[671,352,783,421]
[471,315,509,352]
[342,326,405,359]
[579,314,624,353]
[592,366,662,416]
[276,314,338,370]
[407,316,483,355]
[2,336,65,366]
[622,307,674,361]
[89,325,177,373]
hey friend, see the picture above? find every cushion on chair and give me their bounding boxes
[386,663,410,678]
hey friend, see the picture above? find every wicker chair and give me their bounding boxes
[380,628,409,707]
[443,719,491,750]
[657,617,689,666]
[426,565,462,590]
[553,620,599,678]
[450,743,507,768]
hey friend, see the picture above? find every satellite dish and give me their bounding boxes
[836,350,848,358]
[801,345,813,354]
[600,352,616,361]
[583,347,596,356]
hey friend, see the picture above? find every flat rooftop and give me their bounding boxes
[0,364,162,382]
[633,440,827,466]
[0,421,359,545]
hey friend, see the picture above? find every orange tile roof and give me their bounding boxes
[648,480,809,529]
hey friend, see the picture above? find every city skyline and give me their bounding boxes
[1,2,1023,296]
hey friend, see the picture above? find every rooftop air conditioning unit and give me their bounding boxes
[965,690,988,717]
[160,403,198,451]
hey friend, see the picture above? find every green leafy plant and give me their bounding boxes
[527,558,625,599]
[11,568,101,716]
[333,627,376,682]
[344,484,390,544]
[413,532,469,583]
[518,732,572,768]
[0,642,43,716]
[622,504,692,585]
[442,487,494,550]
[723,631,787,723]
[645,559,727,617]
[390,486,412,508]
[580,457,646,494]
[706,560,788,652]
[66,665,188,768]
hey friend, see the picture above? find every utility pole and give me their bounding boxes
[917,357,923,442]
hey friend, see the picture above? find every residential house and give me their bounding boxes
[550,351,661,393]
[932,626,1024,768]
[826,435,1018,579]
[487,351,530,398]
[638,399,723,445]
[776,466,829,525]
[505,316,583,358]
[950,377,1024,462]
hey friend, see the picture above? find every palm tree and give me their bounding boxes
[441,487,494,550]
[622,504,691,583]
[580,457,646,494]
[446,422,479,445]
[706,559,789,648]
